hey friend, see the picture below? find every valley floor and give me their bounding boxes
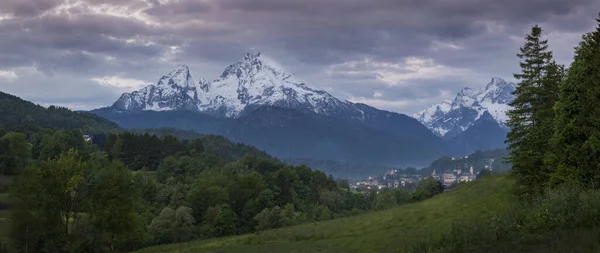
[135,175,516,253]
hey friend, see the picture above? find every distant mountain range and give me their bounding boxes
[413,77,515,154]
[93,52,448,166]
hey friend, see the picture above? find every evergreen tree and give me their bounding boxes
[550,14,600,187]
[506,25,555,196]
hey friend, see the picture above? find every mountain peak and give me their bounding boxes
[414,77,516,137]
[490,77,505,83]
[486,77,509,90]
[221,52,260,79]
[219,52,295,82]
[176,64,190,72]
[244,52,261,61]
[158,64,194,88]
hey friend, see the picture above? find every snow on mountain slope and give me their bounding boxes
[196,52,348,117]
[111,52,360,118]
[111,65,199,112]
[413,100,452,133]
[413,77,516,138]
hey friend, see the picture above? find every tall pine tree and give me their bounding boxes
[550,14,600,187]
[506,25,555,197]
[538,61,566,183]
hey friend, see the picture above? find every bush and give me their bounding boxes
[374,191,396,211]
[147,206,196,245]
[255,204,300,231]
[412,177,444,202]
[205,204,236,237]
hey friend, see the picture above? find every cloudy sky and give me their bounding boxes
[0,0,598,114]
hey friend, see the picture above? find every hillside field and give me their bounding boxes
[135,175,516,253]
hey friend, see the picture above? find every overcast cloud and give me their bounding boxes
[0,0,598,113]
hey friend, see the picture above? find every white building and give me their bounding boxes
[442,170,457,187]
[83,135,92,142]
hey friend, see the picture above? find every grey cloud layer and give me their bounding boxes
[0,0,598,113]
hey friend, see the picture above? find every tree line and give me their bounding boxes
[507,13,600,197]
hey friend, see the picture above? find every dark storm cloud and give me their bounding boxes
[0,0,598,112]
[206,0,598,66]
[215,0,593,21]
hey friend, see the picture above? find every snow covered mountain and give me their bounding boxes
[111,52,357,118]
[99,52,448,167]
[413,77,516,138]
[108,52,441,144]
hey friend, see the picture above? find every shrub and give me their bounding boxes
[410,184,600,252]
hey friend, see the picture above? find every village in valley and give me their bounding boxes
[350,155,495,193]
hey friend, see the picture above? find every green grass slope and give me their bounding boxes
[135,175,516,253]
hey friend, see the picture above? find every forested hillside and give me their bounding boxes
[1,127,379,252]
[0,91,119,133]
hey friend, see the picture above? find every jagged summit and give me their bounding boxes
[110,52,354,118]
[413,77,516,137]
[157,64,194,88]
[220,52,295,80]
[414,100,452,126]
